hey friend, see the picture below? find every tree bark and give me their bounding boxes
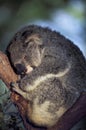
[0,51,86,130]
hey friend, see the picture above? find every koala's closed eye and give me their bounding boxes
[22,42,29,48]
[39,44,44,49]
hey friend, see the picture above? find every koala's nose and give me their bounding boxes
[15,63,27,74]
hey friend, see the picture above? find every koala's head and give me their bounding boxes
[7,30,45,75]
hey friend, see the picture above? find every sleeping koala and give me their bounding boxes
[6,25,86,127]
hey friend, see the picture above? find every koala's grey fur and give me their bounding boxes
[6,25,86,127]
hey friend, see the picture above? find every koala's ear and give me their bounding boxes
[25,34,43,46]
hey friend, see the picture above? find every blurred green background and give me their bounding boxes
[0,0,86,56]
[0,0,86,130]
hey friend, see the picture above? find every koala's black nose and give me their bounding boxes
[15,64,26,74]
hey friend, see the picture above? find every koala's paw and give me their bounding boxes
[10,82,28,99]
[10,82,21,93]
[10,82,18,88]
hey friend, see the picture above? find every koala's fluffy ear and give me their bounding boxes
[25,34,43,46]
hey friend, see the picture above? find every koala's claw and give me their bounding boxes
[12,85,21,93]
[10,81,26,95]
[10,82,19,92]
[10,82,16,87]
[10,82,27,98]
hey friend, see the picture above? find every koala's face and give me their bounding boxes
[7,32,44,75]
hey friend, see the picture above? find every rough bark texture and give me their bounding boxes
[0,51,86,130]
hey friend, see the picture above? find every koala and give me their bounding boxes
[6,25,86,127]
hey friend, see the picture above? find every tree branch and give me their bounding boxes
[0,51,86,130]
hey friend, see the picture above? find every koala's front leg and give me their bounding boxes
[11,82,29,100]
[18,64,50,92]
